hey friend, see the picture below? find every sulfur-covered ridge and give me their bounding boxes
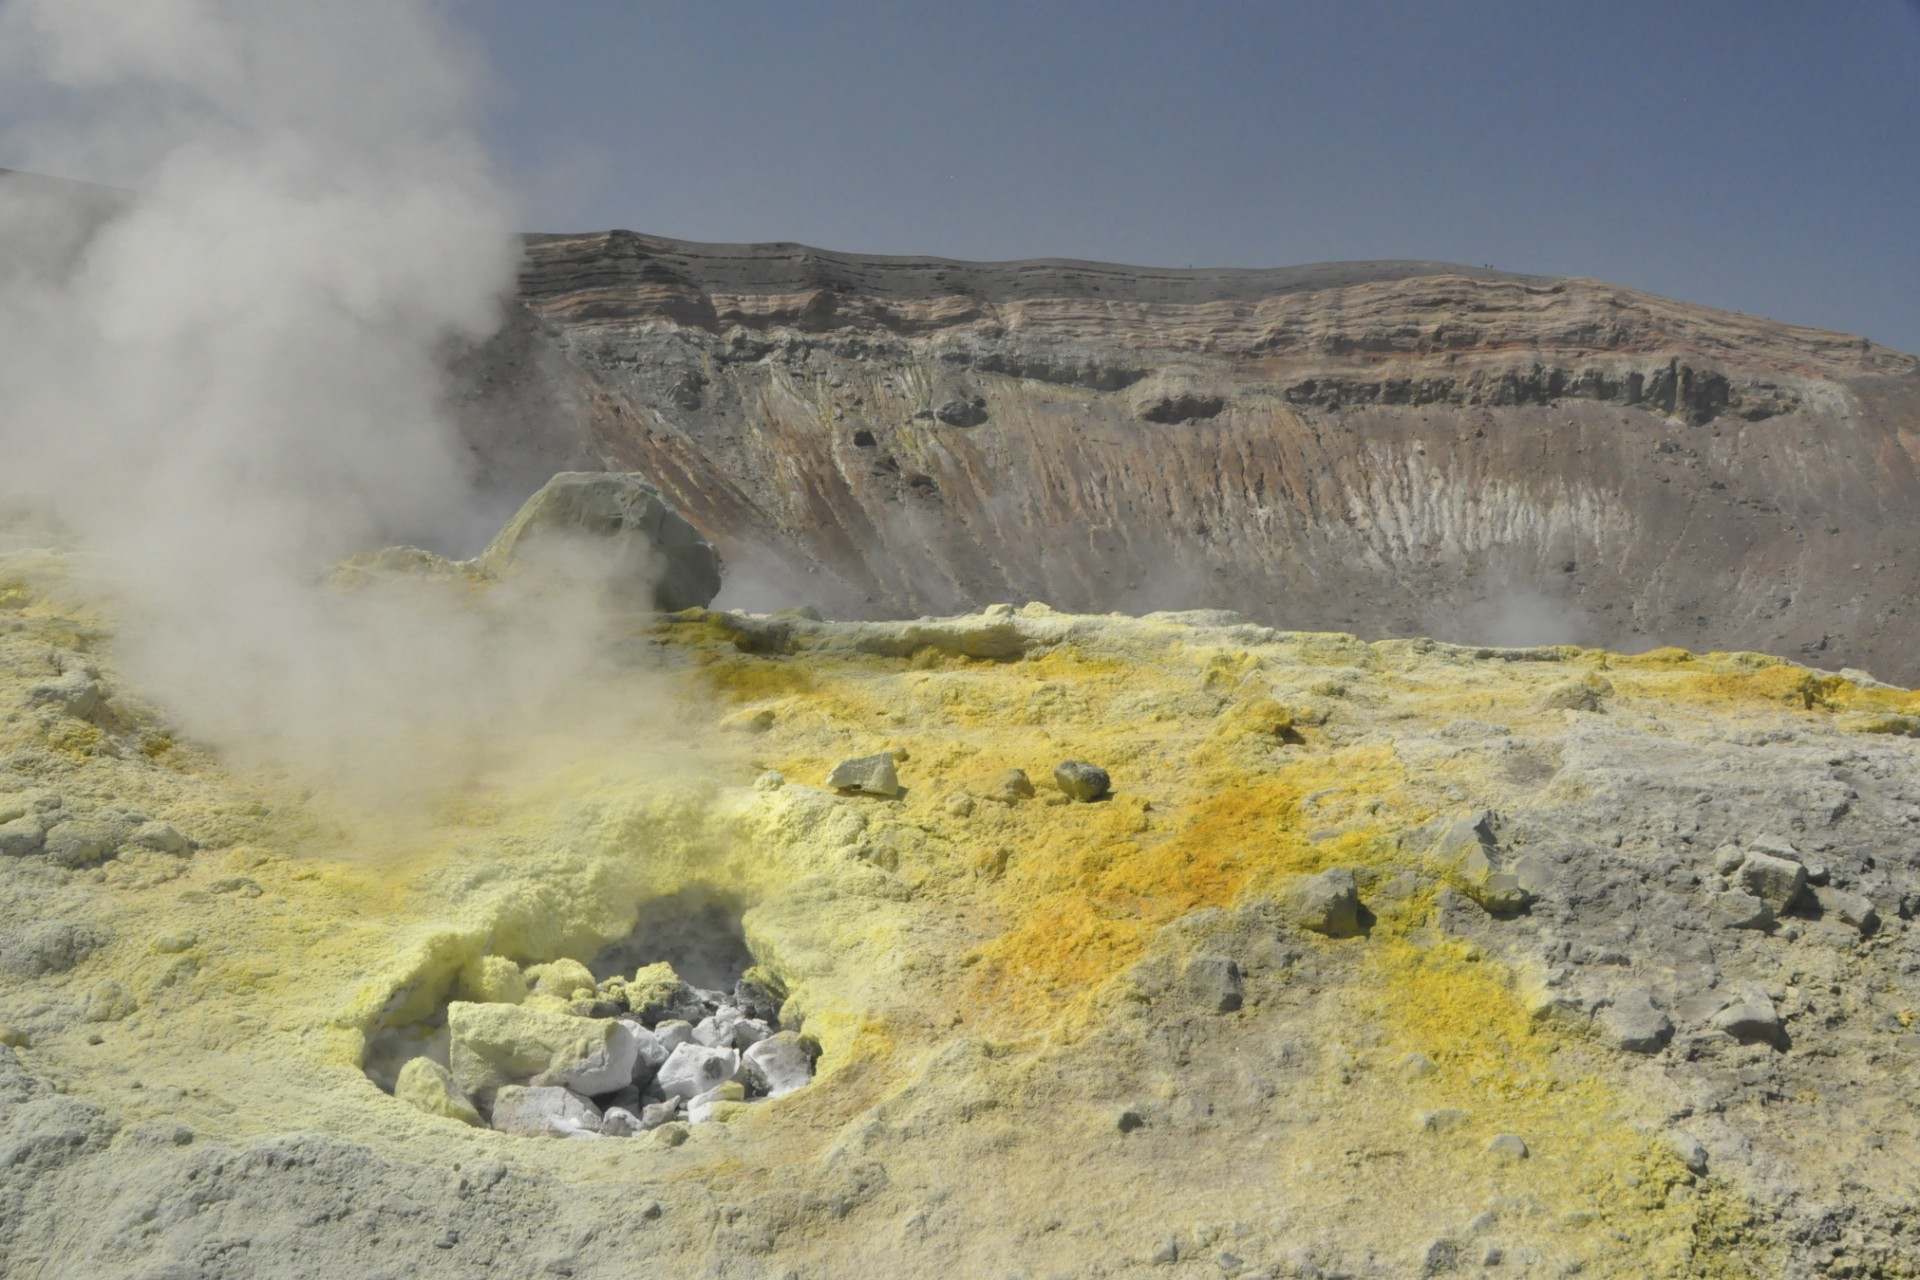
[2,557,1918,1277]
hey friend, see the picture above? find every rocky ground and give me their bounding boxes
[3,534,1919,1278]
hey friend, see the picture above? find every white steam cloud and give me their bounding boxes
[0,1,644,795]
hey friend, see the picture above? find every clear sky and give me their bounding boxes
[469,0,1920,353]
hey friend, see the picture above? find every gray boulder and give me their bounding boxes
[490,1085,601,1137]
[1182,954,1244,1013]
[1597,989,1673,1053]
[476,471,722,611]
[1280,868,1365,937]
[1737,852,1808,913]
[828,753,902,798]
[1813,886,1879,935]
[655,1043,740,1101]
[1709,891,1774,931]
[1053,760,1111,802]
[0,816,46,858]
[741,1031,816,1098]
[1709,987,1784,1046]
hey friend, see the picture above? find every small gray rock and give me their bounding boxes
[1597,989,1673,1054]
[653,1020,695,1055]
[1282,867,1364,937]
[741,1031,817,1098]
[43,817,132,869]
[828,753,902,799]
[989,768,1036,803]
[490,1085,601,1137]
[28,669,102,720]
[655,1042,740,1101]
[599,1106,644,1137]
[1709,891,1774,931]
[1709,987,1784,1046]
[934,396,987,427]
[638,1097,682,1130]
[1737,852,1808,913]
[1487,1134,1529,1159]
[1813,885,1878,935]
[1053,760,1111,802]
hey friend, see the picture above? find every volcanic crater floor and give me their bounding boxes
[3,556,1920,1277]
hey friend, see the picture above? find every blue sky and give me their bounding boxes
[468,1,1920,352]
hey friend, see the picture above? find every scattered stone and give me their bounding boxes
[1152,1237,1180,1265]
[989,768,1036,803]
[1666,1132,1709,1175]
[1709,987,1785,1046]
[730,1017,774,1049]
[1737,852,1809,914]
[600,1106,644,1137]
[653,1019,695,1054]
[649,1121,689,1148]
[687,1080,746,1123]
[1421,1238,1461,1274]
[1116,1107,1146,1133]
[630,1097,678,1129]
[828,753,902,799]
[1709,891,1774,931]
[943,792,974,818]
[1280,867,1365,937]
[732,969,786,1023]
[446,1001,641,1105]
[395,1057,483,1127]
[1183,953,1244,1013]
[1418,1108,1469,1133]
[693,1008,747,1049]
[0,1024,28,1048]
[1487,1134,1529,1160]
[29,669,103,720]
[934,396,988,427]
[1052,760,1111,802]
[490,1085,601,1137]
[1598,989,1673,1053]
[620,1020,670,1088]
[742,1031,817,1098]
[1710,844,1747,875]
[1813,886,1879,935]
[656,1042,741,1101]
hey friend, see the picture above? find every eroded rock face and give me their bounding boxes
[448,233,1920,680]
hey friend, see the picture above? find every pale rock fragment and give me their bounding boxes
[395,1057,482,1127]
[828,753,902,798]
[1737,852,1808,914]
[1280,867,1364,937]
[490,1085,601,1137]
[1813,885,1878,935]
[741,1031,816,1098]
[1709,891,1773,931]
[656,1042,740,1100]
[687,1080,745,1123]
[1598,989,1673,1053]
[1709,987,1784,1046]
[446,1001,637,1105]
[653,1019,695,1055]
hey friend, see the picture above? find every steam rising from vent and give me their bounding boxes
[0,2,638,793]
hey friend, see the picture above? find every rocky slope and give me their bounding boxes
[3,543,1919,1278]
[451,232,1920,681]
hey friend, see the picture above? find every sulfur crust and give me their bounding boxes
[9,561,1917,1274]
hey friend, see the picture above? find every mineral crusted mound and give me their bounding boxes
[444,231,1920,682]
[4,534,1920,1276]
